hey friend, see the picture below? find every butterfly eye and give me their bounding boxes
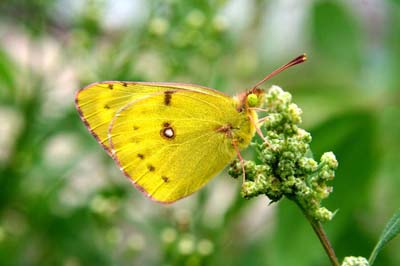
[247,93,259,107]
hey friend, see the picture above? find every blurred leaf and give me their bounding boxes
[388,2,400,90]
[311,2,361,72]
[0,47,15,101]
[390,0,400,6]
[369,208,400,265]
[0,0,56,36]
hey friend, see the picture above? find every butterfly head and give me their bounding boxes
[247,87,265,107]
[235,87,264,112]
[236,53,307,112]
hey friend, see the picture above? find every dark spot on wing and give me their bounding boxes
[147,164,155,171]
[163,122,170,127]
[108,84,113,90]
[122,82,128,87]
[104,104,110,109]
[164,90,175,106]
[133,125,139,130]
[162,176,169,182]
[137,154,144,159]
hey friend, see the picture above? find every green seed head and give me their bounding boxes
[229,85,338,223]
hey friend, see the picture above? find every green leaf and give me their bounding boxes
[369,208,400,265]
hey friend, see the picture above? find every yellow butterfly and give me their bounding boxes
[75,54,306,203]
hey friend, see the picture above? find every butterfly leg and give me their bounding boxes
[249,107,269,112]
[247,114,266,142]
[249,107,272,122]
[248,114,273,149]
[258,116,269,124]
[249,107,270,124]
[232,140,246,184]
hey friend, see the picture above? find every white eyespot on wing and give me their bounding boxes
[164,128,174,138]
[160,123,175,140]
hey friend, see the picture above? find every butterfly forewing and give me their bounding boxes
[75,82,229,154]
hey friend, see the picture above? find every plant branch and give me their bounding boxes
[296,201,340,266]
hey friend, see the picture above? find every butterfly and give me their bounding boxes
[75,54,306,203]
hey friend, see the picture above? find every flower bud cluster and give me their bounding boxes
[229,86,338,222]
[341,256,369,266]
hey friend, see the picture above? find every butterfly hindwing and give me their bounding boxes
[109,89,251,203]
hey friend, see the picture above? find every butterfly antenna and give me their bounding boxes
[252,53,307,89]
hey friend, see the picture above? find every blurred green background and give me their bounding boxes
[0,0,399,265]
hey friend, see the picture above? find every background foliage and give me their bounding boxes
[0,0,399,265]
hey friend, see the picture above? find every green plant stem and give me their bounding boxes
[295,201,340,266]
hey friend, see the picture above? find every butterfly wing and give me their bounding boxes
[109,89,256,203]
[75,81,229,154]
